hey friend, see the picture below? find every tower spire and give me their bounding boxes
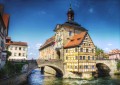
[67,3,74,21]
[70,3,72,9]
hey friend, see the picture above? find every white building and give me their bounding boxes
[109,49,120,60]
[6,37,28,61]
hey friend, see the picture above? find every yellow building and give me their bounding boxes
[64,32,96,78]
[39,5,96,78]
[39,36,55,60]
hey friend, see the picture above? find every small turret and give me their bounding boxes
[67,4,74,21]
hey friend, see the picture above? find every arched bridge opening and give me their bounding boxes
[37,59,64,78]
[96,63,110,77]
[39,64,64,77]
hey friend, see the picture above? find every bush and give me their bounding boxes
[0,61,26,79]
[0,68,6,78]
[117,61,120,70]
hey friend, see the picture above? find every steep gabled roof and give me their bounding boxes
[40,36,55,50]
[64,31,87,48]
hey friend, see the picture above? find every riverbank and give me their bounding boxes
[114,71,120,75]
[0,72,27,85]
[0,61,29,85]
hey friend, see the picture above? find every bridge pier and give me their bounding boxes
[41,67,44,74]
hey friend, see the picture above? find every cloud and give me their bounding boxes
[74,0,80,8]
[35,43,42,49]
[89,8,94,13]
[104,47,110,52]
[107,43,112,46]
[41,11,46,14]
[29,52,33,55]
[38,11,46,15]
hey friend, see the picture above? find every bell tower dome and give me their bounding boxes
[67,4,74,21]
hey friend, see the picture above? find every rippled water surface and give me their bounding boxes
[28,69,120,85]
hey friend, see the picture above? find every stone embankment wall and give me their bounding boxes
[0,73,27,85]
[0,64,29,85]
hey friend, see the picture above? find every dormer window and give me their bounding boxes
[71,39,74,41]
[77,38,80,40]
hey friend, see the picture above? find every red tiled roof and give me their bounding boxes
[109,49,120,54]
[6,41,28,46]
[40,36,55,50]
[64,32,87,48]
[2,13,10,29]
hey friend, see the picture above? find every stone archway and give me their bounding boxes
[57,50,60,59]
[39,64,64,77]
[96,63,110,77]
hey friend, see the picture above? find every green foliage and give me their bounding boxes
[0,61,25,79]
[117,61,120,70]
[6,50,12,63]
[14,63,24,73]
[0,68,6,78]
[95,46,108,59]
[95,46,103,56]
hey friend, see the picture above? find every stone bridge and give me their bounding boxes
[96,60,118,74]
[26,59,118,77]
[26,59,64,77]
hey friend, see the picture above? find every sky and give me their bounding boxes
[0,0,120,59]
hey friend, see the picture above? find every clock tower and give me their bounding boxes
[54,4,87,60]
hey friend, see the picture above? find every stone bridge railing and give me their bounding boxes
[37,59,64,68]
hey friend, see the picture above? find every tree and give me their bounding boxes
[6,50,11,63]
[117,61,120,71]
[95,46,105,59]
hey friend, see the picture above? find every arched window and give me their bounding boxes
[75,48,77,52]
[86,49,88,52]
[75,66,77,69]
[80,48,83,52]
[92,49,94,53]
[83,56,85,60]
[92,56,94,60]
[19,53,21,56]
[80,56,82,60]
[92,65,94,69]
[88,56,90,60]
[19,47,21,50]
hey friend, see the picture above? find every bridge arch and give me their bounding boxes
[38,64,64,77]
[96,63,110,77]
[96,60,118,77]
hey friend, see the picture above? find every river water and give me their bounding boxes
[27,69,120,85]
